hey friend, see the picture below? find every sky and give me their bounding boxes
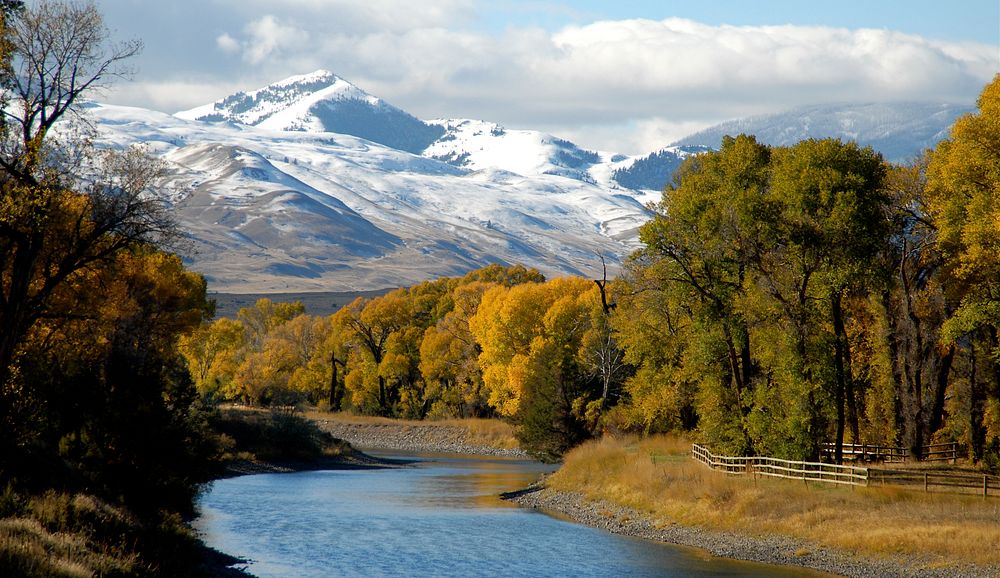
[96,0,1000,155]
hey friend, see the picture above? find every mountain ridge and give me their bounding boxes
[673,101,972,163]
[82,71,973,292]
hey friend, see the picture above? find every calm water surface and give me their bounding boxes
[195,452,818,577]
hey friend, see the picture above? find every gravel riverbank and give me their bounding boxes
[503,483,997,578]
[303,416,994,577]
[313,418,527,457]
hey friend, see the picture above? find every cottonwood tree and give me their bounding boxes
[753,138,888,461]
[469,277,598,460]
[925,74,1000,461]
[0,0,148,404]
[636,135,771,454]
[336,293,411,415]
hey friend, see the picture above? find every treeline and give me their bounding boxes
[180,264,620,459]
[623,77,1000,465]
[198,76,1000,466]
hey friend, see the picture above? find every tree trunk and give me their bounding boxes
[831,289,848,464]
[378,375,387,415]
[928,344,955,436]
[329,354,344,411]
[969,342,986,461]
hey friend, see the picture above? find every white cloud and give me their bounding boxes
[241,15,310,65]
[216,33,240,54]
[110,6,1000,154]
[105,79,252,114]
[212,0,476,34]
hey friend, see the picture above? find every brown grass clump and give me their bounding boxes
[0,492,144,577]
[548,435,1000,568]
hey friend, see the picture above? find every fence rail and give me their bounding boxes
[691,444,869,487]
[692,444,997,497]
[820,441,960,463]
[869,468,1000,497]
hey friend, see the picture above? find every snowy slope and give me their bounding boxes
[425,119,600,181]
[673,102,972,163]
[92,102,650,292]
[176,70,444,153]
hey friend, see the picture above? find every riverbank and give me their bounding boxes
[214,412,998,577]
[505,484,972,578]
[507,435,1000,578]
[307,411,527,457]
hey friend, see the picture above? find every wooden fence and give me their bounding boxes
[692,444,998,497]
[869,468,1000,497]
[820,442,960,463]
[691,444,868,487]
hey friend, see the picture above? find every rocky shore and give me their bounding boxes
[313,418,527,457]
[503,483,997,578]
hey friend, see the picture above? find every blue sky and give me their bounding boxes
[98,0,1000,153]
[485,1,1000,44]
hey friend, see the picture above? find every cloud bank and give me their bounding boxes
[104,3,999,154]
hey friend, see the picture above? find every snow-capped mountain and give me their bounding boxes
[174,71,693,194]
[673,102,972,163]
[91,101,650,292]
[82,71,971,292]
[175,70,444,154]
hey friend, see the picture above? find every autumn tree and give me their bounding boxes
[336,292,411,414]
[925,74,1000,461]
[0,0,147,412]
[178,316,245,400]
[420,281,492,417]
[470,276,600,460]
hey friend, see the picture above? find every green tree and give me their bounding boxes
[636,134,772,454]
[753,138,888,461]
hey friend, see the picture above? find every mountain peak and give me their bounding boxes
[174,70,445,153]
[274,69,337,85]
[175,69,376,127]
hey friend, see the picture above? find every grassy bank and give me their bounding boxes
[0,408,359,577]
[304,410,520,452]
[0,487,247,577]
[547,435,1000,571]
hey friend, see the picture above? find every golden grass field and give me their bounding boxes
[547,435,1000,569]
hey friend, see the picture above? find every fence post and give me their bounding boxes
[924,472,928,493]
[985,475,989,498]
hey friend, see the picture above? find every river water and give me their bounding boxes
[195,452,814,577]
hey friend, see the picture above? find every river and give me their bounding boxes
[195,452,817,577]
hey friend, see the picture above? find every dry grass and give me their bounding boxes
[304,410,520,450]
[0,493,142,577]
[548,435,1000,569]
